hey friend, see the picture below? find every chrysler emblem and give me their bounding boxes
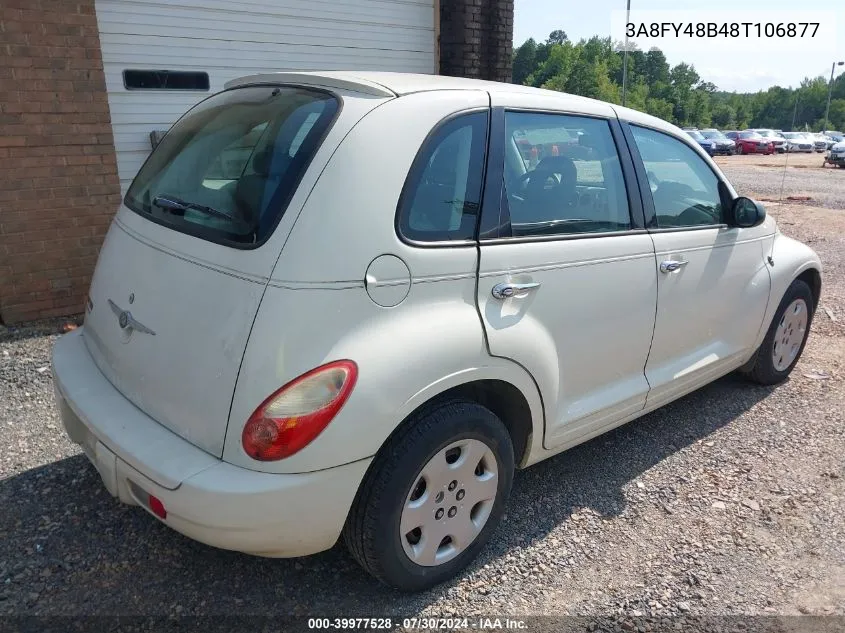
[108,299,156,336]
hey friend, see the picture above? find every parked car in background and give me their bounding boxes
[725,131,774,155]
[50,71,823,591]
[782,132,815,153]
[824,138,845,167]
[807,133,829,152]
[699,129,736,155]
[822,130,844,143]
[750,129,787,153]
[682,128,717,156]
[819,133,837,151]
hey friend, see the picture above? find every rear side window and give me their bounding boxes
[125,86,339,247]
[397,111,488,243]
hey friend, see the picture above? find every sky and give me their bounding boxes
[514,0,844,93]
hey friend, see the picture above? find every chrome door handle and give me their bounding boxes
[491,282,541,299]
[659,260,689,274]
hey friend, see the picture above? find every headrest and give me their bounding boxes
[534,155,577,180]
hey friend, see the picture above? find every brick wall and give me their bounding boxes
[439,0,514,83]
[0,0,120,324]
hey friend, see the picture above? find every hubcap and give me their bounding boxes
[772,298,808,372]
[400,439,498,567]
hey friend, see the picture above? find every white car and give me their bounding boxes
[51,71,822,591]
[782,132,815,153]
[807,133,830,152]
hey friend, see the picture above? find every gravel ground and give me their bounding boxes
[1,159,843,626]
[716,152,845,210]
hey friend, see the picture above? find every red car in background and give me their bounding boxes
[724,131,774,155]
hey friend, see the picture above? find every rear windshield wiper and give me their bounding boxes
[152,194,241,224]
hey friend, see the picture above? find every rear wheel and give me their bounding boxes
[740,279,814,385]
[343,399,514,591]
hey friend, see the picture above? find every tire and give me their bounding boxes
[740,279,815,385]
[343,399,515,591]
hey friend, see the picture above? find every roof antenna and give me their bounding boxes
[779,90,800,201]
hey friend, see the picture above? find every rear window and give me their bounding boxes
[124,86,339,247]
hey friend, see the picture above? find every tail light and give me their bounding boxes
[242,360,358,461]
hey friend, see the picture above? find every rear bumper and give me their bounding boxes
[51,329,370,557]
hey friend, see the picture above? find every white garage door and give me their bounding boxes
[95,0,436,190]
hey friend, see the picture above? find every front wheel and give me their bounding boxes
[740,279,815,385]
[344,400,514,591]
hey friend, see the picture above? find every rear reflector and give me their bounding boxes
[149,494,167,520]
[242,360,358,461]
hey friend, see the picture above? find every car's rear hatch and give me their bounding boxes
[80,82,376,458]
[82,221,268,457]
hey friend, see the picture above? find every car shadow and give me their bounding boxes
[0,374,775,616]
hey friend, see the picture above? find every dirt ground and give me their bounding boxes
[0,156,843,628]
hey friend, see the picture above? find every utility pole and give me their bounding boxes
[621,0,631,106]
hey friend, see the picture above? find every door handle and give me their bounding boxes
[491,282,541,299]
[659,260,689,274]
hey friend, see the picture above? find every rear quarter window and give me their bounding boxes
[396,111,489,243]
[124,86,339,248]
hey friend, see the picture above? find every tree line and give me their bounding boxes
[512,31,845,132]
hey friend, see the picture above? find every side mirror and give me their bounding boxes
[730,196,767,228]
